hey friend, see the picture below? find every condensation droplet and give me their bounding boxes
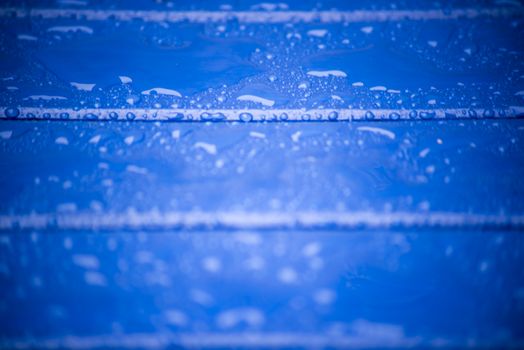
[483,109,495,118]
[4,107,20,118]
[328,111,339,121]
[239,112,253,122]
[389,112,400,120]
[420,111,435,119]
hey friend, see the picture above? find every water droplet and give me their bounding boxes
[364,111,375,120]
[126,94,141,105]
[42,112,51,119]
[301,113,311,121]
[483,109,495,118]
[409,110,418,119]
[26,113,35,119]
[239,112,253,122]
[328,111,339,121]
[84,113,97,120]
[109,112,119,120]
[4,107,20,118]
[200,112,226,121]
[467,109,477,118]
[389,112,400,120]
[126,112,136,120]
[420,111,435,119]
[167,112,184,121]
[59,112,69,119]
[498,109,506,117]
[279,112,289,121]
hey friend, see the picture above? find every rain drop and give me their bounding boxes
[389,112,400,120]
[167,112,184,121]
[420,111,435,119]
[200,112,226,121]
[483,109,495,118]
[239,112,253,122]
[328,111,339,121]
[4,107,20,118]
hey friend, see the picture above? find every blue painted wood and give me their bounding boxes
[0,0,523,348]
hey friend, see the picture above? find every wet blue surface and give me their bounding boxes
[1,120,524,215]
[37,33,261,95]
[1,0,524,349]
[1,8,523,110]
[1,231,524,347]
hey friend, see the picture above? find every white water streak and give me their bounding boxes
[0,8,522,23]
[1,107,522,121]
[0,211,523,231]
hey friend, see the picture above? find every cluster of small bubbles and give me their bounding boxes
[328,111,339,121]
[279,112,289,121]
[389,112,400,120]
[4,107,20,118]
[483,109,495,118]
[420,111,436,119]
[301,113,312,121]
[467,108,478,118]
[59,112,69,119]
[84,113,97,120]
[200,112,226,121]
[239,112,253,122]
[126,112,136,120]
[109,112,119,120]
[409,110,418,119]
[364,111,375,120]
